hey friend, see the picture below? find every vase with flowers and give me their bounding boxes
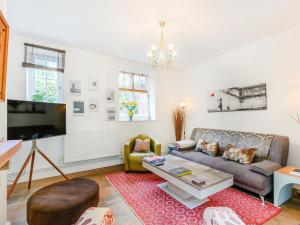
[122,101,138,121]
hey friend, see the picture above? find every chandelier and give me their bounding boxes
[147,21,176,69]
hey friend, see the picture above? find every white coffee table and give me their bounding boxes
[143,154,233,209]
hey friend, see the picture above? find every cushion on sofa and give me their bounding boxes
[175,140,196,151]
[250,160,282,176]
[195,139,219,156]
[190,128,274,158]
[222,145,256,165]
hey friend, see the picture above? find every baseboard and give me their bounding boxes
[7,156,124,184]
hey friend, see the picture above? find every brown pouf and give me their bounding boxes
[27,178,99,225]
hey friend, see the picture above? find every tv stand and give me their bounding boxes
[7,139,68,199]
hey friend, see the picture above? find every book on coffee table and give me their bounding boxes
[169,167,192,177]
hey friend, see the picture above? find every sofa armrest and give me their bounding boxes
[124,138,135,156]
[250,160,282,176]
[124,137,135,171]
[151,138,161,156]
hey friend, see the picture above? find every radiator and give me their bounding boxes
[64,129,121,163]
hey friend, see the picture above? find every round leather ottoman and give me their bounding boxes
[27,178,99,225]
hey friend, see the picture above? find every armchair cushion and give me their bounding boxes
[129,152,156,160]
[250,160,281,176]
[133,138,151,153]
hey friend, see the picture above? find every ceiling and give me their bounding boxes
[7,0,300,67]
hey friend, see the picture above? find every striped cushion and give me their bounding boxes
[133,138,150,153]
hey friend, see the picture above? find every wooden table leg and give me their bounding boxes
[7,151,33,199]
[28,150,36,190]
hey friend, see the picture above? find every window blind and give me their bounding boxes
[119,71,148,93]
[22,43,66,73]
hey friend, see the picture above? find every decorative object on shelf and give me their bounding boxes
[0,10,9,102]
[88,97,100,112]
[69,79,82,95]
[147,21,176,69]
[207,83,267,113]
[106,89,116,103]
[88,76,100,91]
[106,107,116,121]
[73,100,85,115]
[122,101,138,121]
[172,106,186,141]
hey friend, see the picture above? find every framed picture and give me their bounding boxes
[69,79,82,95]
[106,107,116,121]
[207,83,267,113]
[106,89,116,103]
[88,97,100,112]
[88,76,100,91]
[73,100,85,115]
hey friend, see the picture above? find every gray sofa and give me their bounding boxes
[171,128,289,198]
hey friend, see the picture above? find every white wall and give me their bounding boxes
[181,26,300,167]
[6,35,181,182]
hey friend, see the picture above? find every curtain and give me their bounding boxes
[22,43,65,72]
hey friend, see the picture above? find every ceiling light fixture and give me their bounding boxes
[147,21,176,69]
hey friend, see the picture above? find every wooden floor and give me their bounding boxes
[7,166,300,225]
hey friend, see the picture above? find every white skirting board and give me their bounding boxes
[64,129,121,163]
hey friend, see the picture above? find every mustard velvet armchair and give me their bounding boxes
[124,134,161,172]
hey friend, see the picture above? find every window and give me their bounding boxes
[23,43,65,103]
[27,68,62,103]
[119,71,151,121]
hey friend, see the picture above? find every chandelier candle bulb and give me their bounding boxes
[147,21,176,68]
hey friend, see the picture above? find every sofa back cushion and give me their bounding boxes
[222,144,256,165]
[196,139,219,156]
[190,128,289,166]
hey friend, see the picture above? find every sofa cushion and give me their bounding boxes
[175,140,196,151]
[171,150,271,192]
[195,139,219,156]
[222,145,256,165]
[250,160,282,176]
[190,128,274,158]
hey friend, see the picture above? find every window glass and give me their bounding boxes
[119,72,150,121]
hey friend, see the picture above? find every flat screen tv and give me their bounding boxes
[7,100,66,141]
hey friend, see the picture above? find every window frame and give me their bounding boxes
[26,68,63,103]
[118,71,151,121]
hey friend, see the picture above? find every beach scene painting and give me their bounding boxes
[207,83,267,113]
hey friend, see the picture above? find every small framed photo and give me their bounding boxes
[88,76,100,91]
[106,107,116,121]
[106,89,116,103]
[73,100,85,115]
[69,80,82,95]
[88,97,100,112]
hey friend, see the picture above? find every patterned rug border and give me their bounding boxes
[106,172,281,225]
[106,174,146,225]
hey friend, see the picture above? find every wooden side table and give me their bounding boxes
[0,140,22,225]
[274,166,300,207]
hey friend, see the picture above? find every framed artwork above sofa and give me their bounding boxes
[207,83,267,113]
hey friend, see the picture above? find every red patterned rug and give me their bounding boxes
[106,172,281,225]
